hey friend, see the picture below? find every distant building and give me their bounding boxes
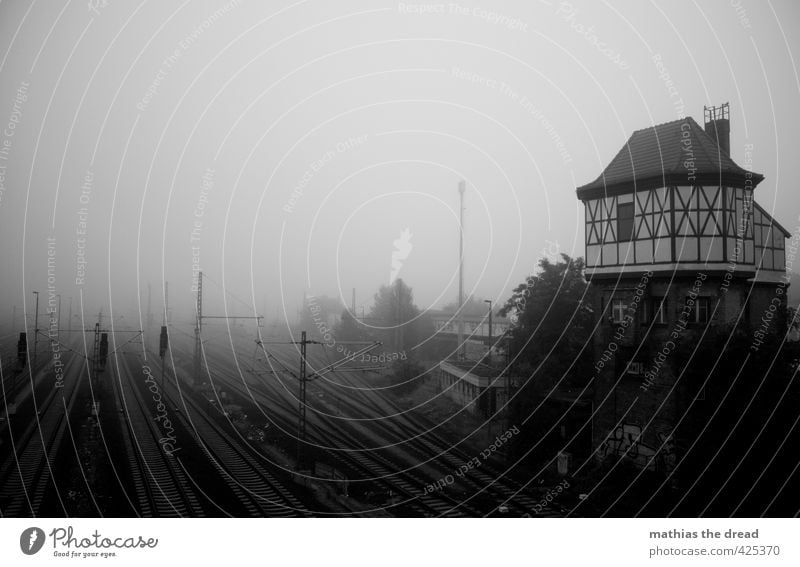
[428,310,511,340]
[576,103,790,471]
[428,309,510,360]
[437,359,513,418]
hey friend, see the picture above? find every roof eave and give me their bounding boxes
[576,170,764,200]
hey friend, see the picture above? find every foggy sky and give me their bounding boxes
[1,0,798,334]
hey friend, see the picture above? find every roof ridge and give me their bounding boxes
[638,119,674,185]
[631,116,690,134]
[678,117,717,177]
[663,118,694,177]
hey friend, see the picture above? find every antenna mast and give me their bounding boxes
[458,180,466,360]
[194,271,202,386]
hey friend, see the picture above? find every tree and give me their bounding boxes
[366,279,434,394]
[497,254,596,465]
[334,309,369,343]
[499,254,595,390]
[369,278,431,353]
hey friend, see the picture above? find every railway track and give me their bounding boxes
[109,352,206,517]
[134,346,310,517]
[163,331,566,517]
[244,339,566,516]
[194,339,484,516]
[319,362,567,517]
[0,353,82,517]
[322,368,563,516]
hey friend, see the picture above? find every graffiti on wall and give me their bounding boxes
[657,432,676,470]
[600,424,676,472]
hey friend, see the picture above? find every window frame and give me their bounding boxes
[687,296,710,324]
[611,299,627,324]
[651,297,668,324]
[617,202,635,242]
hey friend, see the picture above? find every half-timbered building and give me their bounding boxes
[576,103,790,471]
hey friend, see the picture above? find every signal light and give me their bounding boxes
[17,332,26,367]
[159,326,168,358]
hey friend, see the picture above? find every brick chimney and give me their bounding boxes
[704,102,730,155]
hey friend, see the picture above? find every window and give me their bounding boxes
[696,297,709,323]
[611,299,627,324]
[687,297,710,324]
[626,360,646,376]
[638,299,651,324]
[617,202,635,242]
[652,297,668,324]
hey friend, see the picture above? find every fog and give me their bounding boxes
[1,0,798,334]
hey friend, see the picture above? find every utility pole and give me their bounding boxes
[458,180,466,360]
[92,321,101,377]
[394,281,401,352]
[68,297,72,333]
[159,324,169,389]
[484,299,493,365]
[484,298,494,441]
[255,334,381,470]
[286,332,380,469]
[32,291,39,369]
[298,330,307,467]
[194,271,203,386]
[504,335,513,463]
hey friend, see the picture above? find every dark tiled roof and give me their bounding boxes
[576,117,763,196]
